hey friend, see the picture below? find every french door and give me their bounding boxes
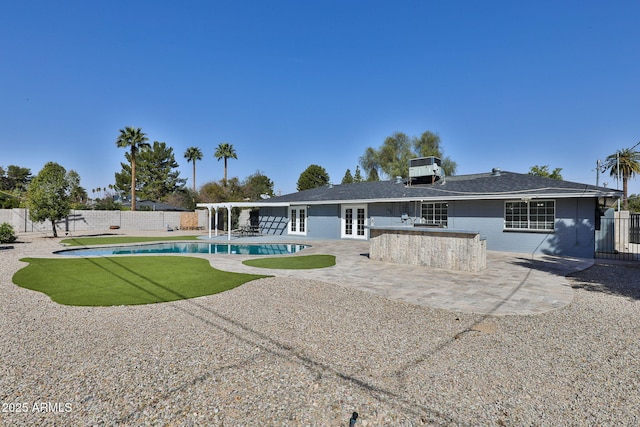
[341,204,367,239]
[288,206,307,236]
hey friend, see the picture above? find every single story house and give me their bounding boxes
[199,165,622,258]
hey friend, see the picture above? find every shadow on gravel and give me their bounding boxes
[10,237,443,423]
[567,263,640,301]
[77,255,461,425]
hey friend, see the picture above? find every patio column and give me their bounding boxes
[227,204,232,241]
[207,207,213,238]
[214,207,219,237]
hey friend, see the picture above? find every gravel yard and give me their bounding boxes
[1,235,639,426]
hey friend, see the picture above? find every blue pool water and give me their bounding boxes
[57,242,308,256]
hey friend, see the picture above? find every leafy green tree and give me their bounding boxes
[353,165,364,182]
[198,178,243,230]
[412,131,457,176]
[184,146,203,191]
[0,165,32,191]
[66,170,88,208]
[116,141,186,202]
[214,142,237,186]
[606,148,640,209]
[412,130,441,157]
[224,177,246,201]
[359,147,381,182]
[115,127,150,211]
[0,191,20,209]
[528,165,563,180]
[28,162,71,237]
[199,171,275,204]
[93,198,122,210]
[199,181,227,203]
[138,141,186,201]
[0,165,31,208]
[0,166,7,191]
[115,159,132,200]
[627,194,640,213]
[360,130,458,180]
[342,169,354,184]
[243,171,275,201]
[164,188,197,211]
[198,172,276,229]
[199,177,245,202]
[297,164,330,191]
[377,132,413,179]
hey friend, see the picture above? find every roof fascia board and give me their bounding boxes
[279,192,622,205]
[196,202,291,209]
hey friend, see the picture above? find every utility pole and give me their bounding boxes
[596,158,610,188]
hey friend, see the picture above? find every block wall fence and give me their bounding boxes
[0,209,208,234]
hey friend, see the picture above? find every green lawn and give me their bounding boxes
[61,235,200,246]
[242,254,335,269]
[13,256,269,306]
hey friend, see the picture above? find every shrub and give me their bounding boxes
[0,222,17,244]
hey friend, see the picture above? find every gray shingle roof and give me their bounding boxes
[261,171,622,204]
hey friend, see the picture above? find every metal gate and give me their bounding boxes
[630,213,640,244]
[596,214,640,261]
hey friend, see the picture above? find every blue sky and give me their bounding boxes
[2,0,640,196]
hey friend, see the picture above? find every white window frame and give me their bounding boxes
[288,206,307,236]
[420,202,448,227]
[504,200,555,231]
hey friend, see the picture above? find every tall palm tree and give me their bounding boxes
[115,126,150,211]
[214,142,237,186]
[184,146,203,192]
[607,147,640,209]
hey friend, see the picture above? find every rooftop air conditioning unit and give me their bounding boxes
[409,157,443,182]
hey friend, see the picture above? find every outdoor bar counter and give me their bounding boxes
[367,226,486,272]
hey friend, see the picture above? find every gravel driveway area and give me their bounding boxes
[1,233,639,426]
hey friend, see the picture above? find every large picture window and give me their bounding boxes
[504,200,555,231]
[420,202,448,227]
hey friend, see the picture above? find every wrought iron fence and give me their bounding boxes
[631,213,640,244]
[595,214,640,261]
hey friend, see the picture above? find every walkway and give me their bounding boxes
[200,236,593,316]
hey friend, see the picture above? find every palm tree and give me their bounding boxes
[214,142,237,186]
[184,146,203,192]
[607,147,640,209]
[115,126,150,211]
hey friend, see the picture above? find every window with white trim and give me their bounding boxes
[504,200,555,231]
[420,202,448,227]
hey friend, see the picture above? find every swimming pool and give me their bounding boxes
[57,242,308,256]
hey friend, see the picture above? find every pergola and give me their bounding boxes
[196,201,290,240]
